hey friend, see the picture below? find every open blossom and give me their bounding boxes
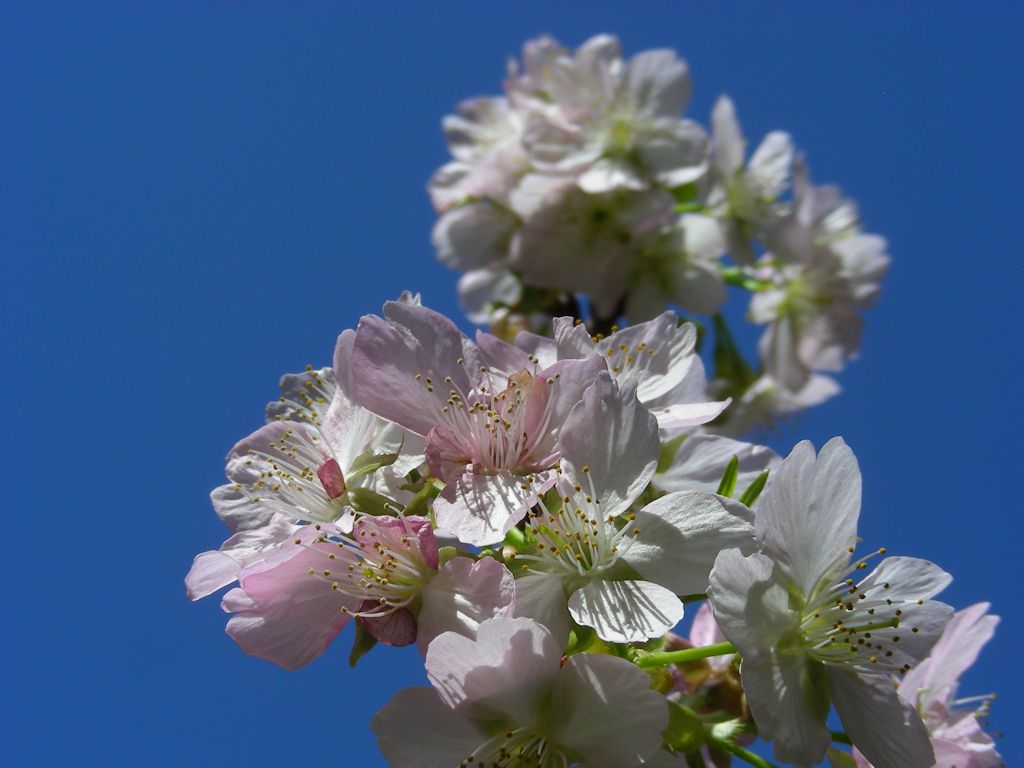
[853,603,1002,768]
[705,373,841,439]
[350,300,605,546]
[373,617,670,768]
[707,95,794,266]
[750,162,890,392]
[185,327,425,601]
[220,515,515,669]
[509,175,675,318]
[429,96,527,214]
[429,34,718,328]
[709,438,953,767]
[512,34,707,194]
[512,373,756,644]
[510,311,729,431]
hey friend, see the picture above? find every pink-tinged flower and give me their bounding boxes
[512,35,708,194]
[852,603,1002,768]
[708,438,953,768]
[428,96,528,214]
[372,617,669,768]
[510,311,729,431]
[512,373,755,644]
[186,347,424,601]
[350,300,605,546]
[750,161,890,393]
[707,95,794,266]
[221,515,515,669]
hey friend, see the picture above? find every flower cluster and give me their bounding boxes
[188,33,1000,768]
[430,34,891,433]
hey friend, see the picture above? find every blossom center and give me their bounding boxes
[241,427,349,524]
[798,547,924,674]
[462,726,569,768]
[425,365,557,473]
[519,470,637,578]
[303,521,435,618]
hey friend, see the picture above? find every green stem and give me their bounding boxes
[635,641,735,668]
[831,730,852,746]
[706,733,780,768]
[719,266,771,292]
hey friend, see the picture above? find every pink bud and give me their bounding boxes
[317,457,347,499]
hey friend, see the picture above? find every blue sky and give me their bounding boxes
[3,2,1021,765]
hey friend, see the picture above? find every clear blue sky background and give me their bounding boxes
[3,2,1021,765]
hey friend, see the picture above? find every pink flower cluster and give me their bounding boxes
[188,33,1000,768]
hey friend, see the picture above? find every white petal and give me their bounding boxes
[321,384,379,472]
[653,399,730,429]
[626,49,691,117]
[559,372,659,517]
[434,470,554,547]
[512,571,572,648]
[372,687,486,768]
[595,313,698,404]
[828,669,934,768]
[627,491,756,596]
[568,579,684,643]
[425,617,560,724]
[752,650,832,767]
[656,434,779,495]
[756,438,861,595]
[185,515,297,600]
[641,119,709,187]
[748,131,794,199]
[578,157,646,194]
[707,550,796,665]
[760,315,812,393]
[432,203,514,270]
[416,557,516,654]
[711,95,744,177]
[552,315,598,359]
[457,269,522,326]
[668,259,728,317]
[553,654,669,768]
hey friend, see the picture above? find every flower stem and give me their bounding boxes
[706,733,780,768]
[831,730,852,746]
[635,641,736,668]
[719,266,770,292]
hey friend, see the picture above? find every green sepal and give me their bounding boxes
[826,748,859,768]
[437,546,459,566]
[671,182,701,206]
[565,625,597,656]
[716,455,739,497]
[663,700,706,753]
[346,449,400,482]
[646,665,677,694]
[403,479,441,517]
[503,526,527,548]
[738,469,770,506]
[658,434,687,474]
[348,487,396,516]
[348,618,378,668]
